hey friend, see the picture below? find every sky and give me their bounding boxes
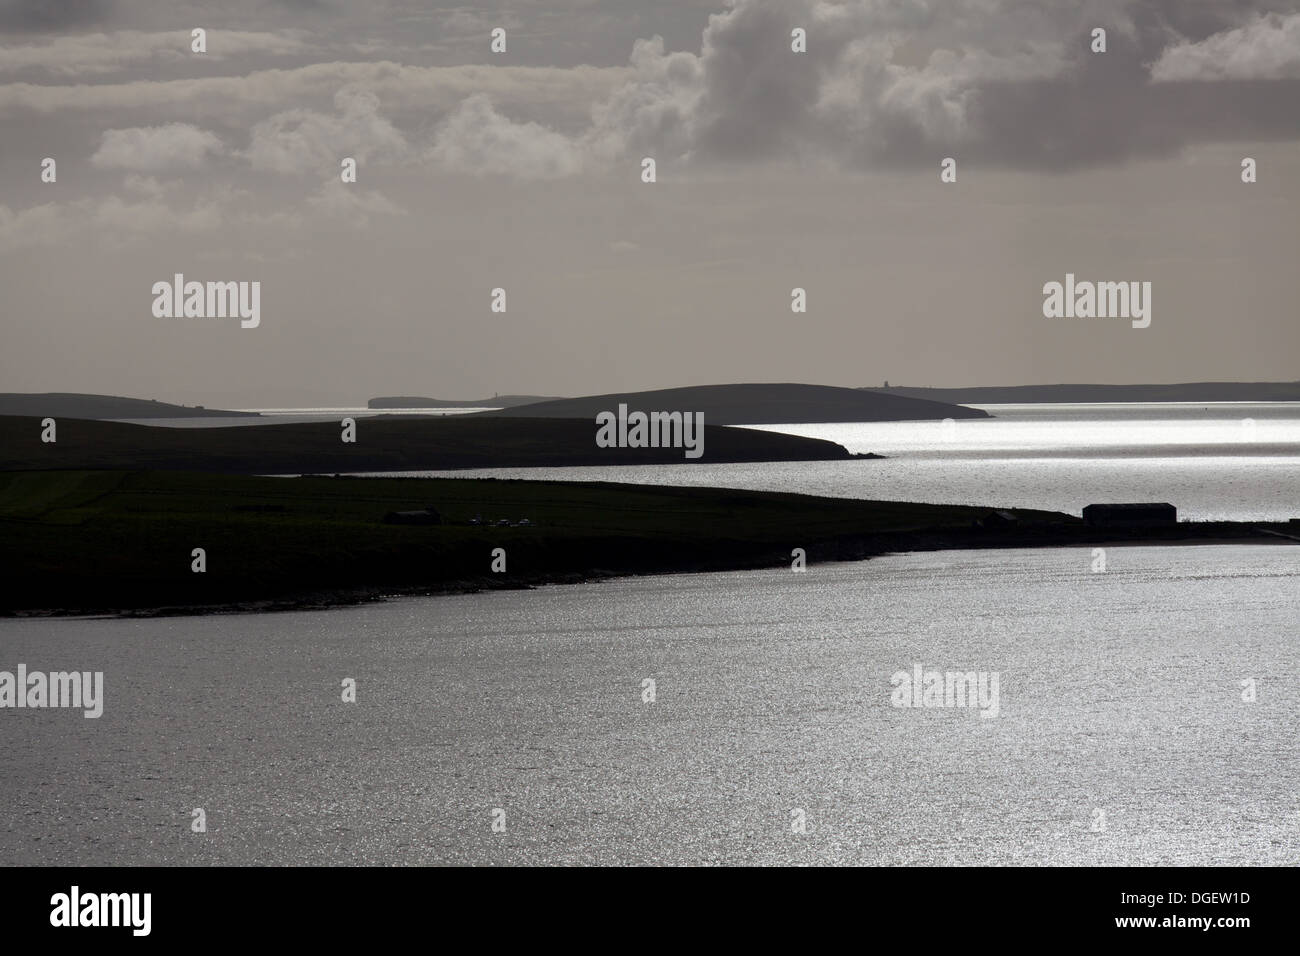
[1,0,1298,407]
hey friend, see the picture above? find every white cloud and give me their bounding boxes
[0,200,74,251]
[0,173,402,253]
[245,86,410,173]
[583,35,704,165]
[91,123,226,171]
[428,93,585,179]
[5,0,1298,195]
[306,180,405,221]
[0,30,313,76]
[0,191,225,252]
[122,174,179,195]
[1150,13,1300,82]
[92,192,225,234]
[0,60,628,122]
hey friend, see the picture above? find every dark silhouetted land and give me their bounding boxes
[0,470,1054,615]
[0,392,259,419]
[477,382,989,424]
[867,382,1300,403]
[368,395,561,408]
[3,470,1289,616]
[0,415,864,474]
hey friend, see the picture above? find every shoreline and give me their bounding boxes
[5,517,1292,620]
[0,414,866,473]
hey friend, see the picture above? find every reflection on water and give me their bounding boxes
[367,403,1300,521]
[1,545,1296,865]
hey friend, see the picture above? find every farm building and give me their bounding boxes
[1082,502,1176,528]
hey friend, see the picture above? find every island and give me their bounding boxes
[0,414,867,473]
[368,395,561,409]
[0,392,260,420]
[475,382,990,424]
[866,381,1300,403]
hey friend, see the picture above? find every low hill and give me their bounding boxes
[368,395,561,408]
[868,382,1300,403]
[0,392,258,419]
[0,469,1068,615]
[477,383,989,424]
[0,414,861,473]
[5,470,1283,616]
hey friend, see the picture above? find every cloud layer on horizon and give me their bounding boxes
[2,1,1298,184]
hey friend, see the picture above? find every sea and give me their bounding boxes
[3,403,1296,864]
[1,546,1295,865]
[342,402,1300,522]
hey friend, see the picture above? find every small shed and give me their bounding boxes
[1082,502,1176,528]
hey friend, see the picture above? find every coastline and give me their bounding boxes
[4,475,1291,619]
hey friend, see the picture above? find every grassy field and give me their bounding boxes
[0,470,1069,614]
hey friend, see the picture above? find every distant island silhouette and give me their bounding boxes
[0,392,259,419]
[866,381,1300,403]
[0,414,866,473]
[473,383,990,424]
[368,395,561,409]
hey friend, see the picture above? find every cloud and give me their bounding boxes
[573,0,1300,172]
[419,1,1086,175]
[583,35,704,165]
[0,30,312,76]
[0,59,628,123]
[1150,12,1300,81]
[305,180,404,221]
[91,122,226,170]
[7,0,1300,188]
[428,93,585,178]
[440,9,522,39]
[0,190,225,252]
[121,173,183,195]
[0,200,75,251]
[91,190,225,233]
[583,1,1099,168]
[245,86,409,173]
[0,177,372,252]
[0,0,112,33]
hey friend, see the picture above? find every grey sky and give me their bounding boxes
[1,0,1297,406]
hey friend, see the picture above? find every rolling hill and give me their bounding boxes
[476,383,989,424]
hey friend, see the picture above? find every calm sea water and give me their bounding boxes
[376,403,1300,521]
[2,545,1296,866]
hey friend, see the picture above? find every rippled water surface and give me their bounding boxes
[381,403,1300,521]
[2,545,1296,865]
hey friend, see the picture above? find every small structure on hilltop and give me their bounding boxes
[1082,502,1176,528]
